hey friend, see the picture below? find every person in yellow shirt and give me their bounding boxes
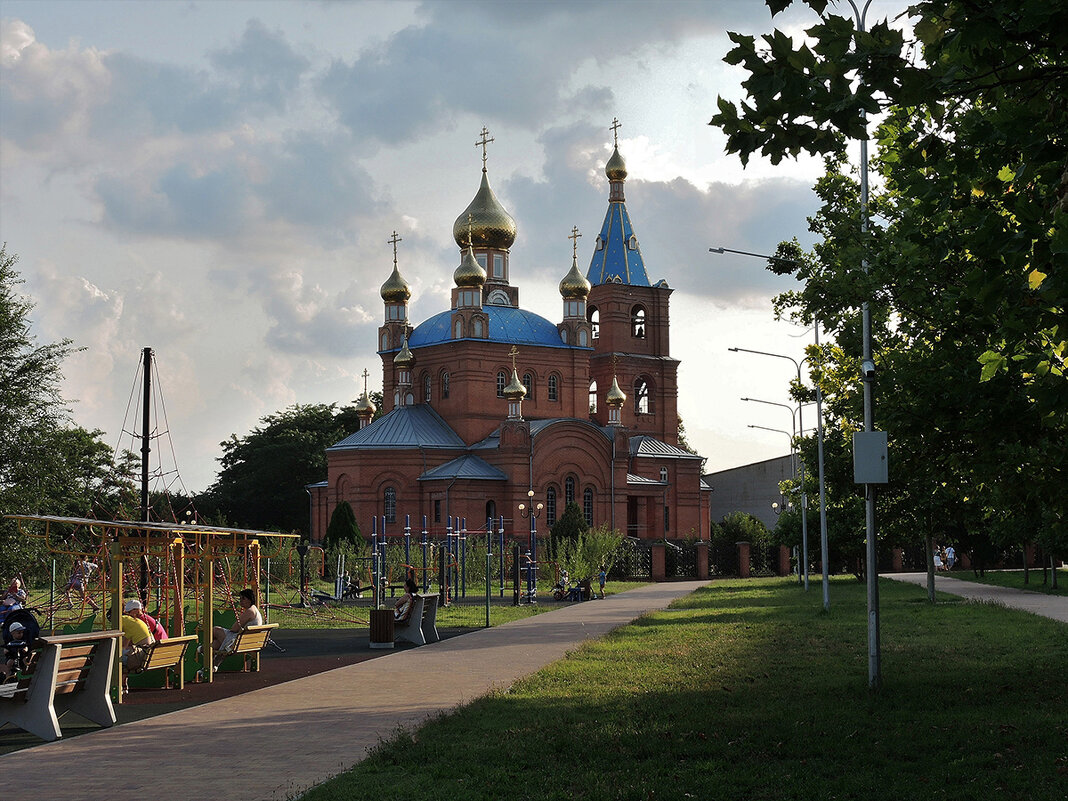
[120,610,155,673]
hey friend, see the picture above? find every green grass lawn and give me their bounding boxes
[298,576,1068,801]
[943,567,1068,597]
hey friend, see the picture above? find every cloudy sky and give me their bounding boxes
[1,0,910,494]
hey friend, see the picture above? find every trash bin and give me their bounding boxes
[369,608,394,649]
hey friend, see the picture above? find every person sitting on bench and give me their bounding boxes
[1,621,30,682]
[211,589,264,656]
[120,609,156,674]
[393,578,419,624]
[123,598,168,642]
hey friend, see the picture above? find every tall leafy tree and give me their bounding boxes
[201,403,363,535]
[711,1,1066,563]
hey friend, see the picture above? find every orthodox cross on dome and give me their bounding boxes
[388,231,402,268]
[476,126,494,171]
[610,117,622,147]
[568,225,582,259]
[361,368,370,394]
[509,344,519,371]
[611,353,619,372]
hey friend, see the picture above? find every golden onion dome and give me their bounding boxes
[454,244,487,287]
[380,264,411,303]
[453,170,517,251]
[354,391,376,416]
[503,368,527,400]
[393,337,415,368]
[559,254,592,299]
[605,145,628,181]
[606,375,627,406]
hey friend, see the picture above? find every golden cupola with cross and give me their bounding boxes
[378,231,413,354]
[557,225,593,347]
[453,127,519,308]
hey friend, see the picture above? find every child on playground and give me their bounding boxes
[598,566,607,599]
[1,621,30,682]
[123,598,168,642]
[209,588,263,657]
[393,577,419,623]
[64,558,100,611]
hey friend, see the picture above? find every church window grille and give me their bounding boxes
[497,371,507,398]
[546,486,557,526]
[423,374,431,403]
[565,476,576,507]
[384,487,397,524]
[548,375,559,402]
[583,488,594,526]
[441,372,450,399]
[631,306,646,339]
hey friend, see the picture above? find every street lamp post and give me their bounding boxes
[732,348,809,590]
[748,424,801,583]
[518,490,543,603]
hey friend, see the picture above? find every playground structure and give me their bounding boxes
[4,514,298,700]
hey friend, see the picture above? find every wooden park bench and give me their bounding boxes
[394,593,440,646]
[127,634,197,689]
[0,629,122,742]
[212,623,278,673]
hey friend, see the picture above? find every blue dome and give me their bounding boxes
[407,306,574,349]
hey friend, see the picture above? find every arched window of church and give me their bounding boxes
[546,486,558,526]
[579,330,588,346]
[548,374,559,402]
[497,371,507,398]
[660,467,668,483]
[523,372,534,399]
[384,487,397,524]
[486,500,496,527]
[423,373,431,403]
[441,371,450,399]
[454,320,463,339]
[631,306,646,339]
[588,381,597,414]
[588,306,599,339]
[583,487,594,526]
[565,476,576,507]
[381,332,389,350]
[473,318,484,337]
[634,377,652,414]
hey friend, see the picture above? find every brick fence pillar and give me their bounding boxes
[695,541,709,580]
[778,545,792,577]
[736,541,751,579]
[651,543,666,582]
[892,548,904,572]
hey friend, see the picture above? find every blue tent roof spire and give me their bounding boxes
[586,123,651,287]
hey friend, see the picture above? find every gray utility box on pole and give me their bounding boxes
[853,431,889,484]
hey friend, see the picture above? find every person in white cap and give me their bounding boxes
[120,604,156,676]
[2,621,29,682]
[123,598,168,642]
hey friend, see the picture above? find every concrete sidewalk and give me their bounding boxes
[0,580,707,800]
[888,572,1068,624]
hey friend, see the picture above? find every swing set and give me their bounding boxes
[4,513,299,701]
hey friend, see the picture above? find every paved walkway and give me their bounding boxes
[888,572,1068,624]
[0,580,707,800]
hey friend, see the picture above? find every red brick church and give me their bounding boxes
[309,126,710,541]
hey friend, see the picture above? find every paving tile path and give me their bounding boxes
[888,572,1068,624]
[1,580,707,800]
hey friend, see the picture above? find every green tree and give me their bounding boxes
[324,500,361,550]
[548,501,589,561]
[556,524,625,583]
[201,403,363,535]
[710,1,1067,565]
